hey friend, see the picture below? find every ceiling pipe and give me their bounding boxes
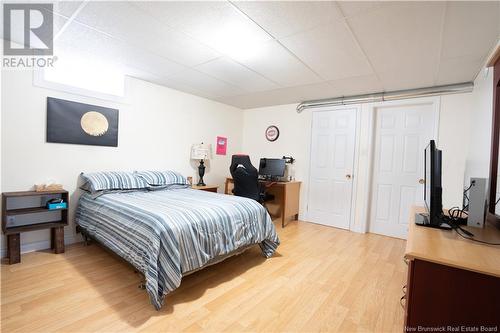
[296,82,474,113]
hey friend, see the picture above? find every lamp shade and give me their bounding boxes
[191,143,212,160]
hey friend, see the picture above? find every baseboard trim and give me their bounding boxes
[0,234,81,258]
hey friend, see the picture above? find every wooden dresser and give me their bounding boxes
[404,206,500,331]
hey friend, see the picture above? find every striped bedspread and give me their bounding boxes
[75,187,280,309]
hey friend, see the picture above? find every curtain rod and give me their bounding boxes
[296,82,474,113]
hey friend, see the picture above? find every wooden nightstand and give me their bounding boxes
[2,190,68,264]
[191,185,219,193]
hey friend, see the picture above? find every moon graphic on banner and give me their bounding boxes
[80,111,109,137]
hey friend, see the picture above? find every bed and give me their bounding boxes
[75,185,280,310]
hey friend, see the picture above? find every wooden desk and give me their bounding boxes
[225,177,301,228]
[403,206,500,331]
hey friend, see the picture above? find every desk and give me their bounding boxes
[403,206,500,330]
[225,177,301,228]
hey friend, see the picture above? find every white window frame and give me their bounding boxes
[33,68,128,103]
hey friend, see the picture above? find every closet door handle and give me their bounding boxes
[346,174,352,180]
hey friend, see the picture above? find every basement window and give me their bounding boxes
[34,53,126,101]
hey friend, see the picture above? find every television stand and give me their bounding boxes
[405,206,500,330]
[415,213,452,230]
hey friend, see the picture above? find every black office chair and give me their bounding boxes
[229,155,274,205]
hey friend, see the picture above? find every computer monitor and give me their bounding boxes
[420,140,450,229]
[258,158,285,180]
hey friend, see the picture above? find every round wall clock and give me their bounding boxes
[265,125,280,142]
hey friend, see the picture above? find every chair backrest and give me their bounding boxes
[229,155,260,201]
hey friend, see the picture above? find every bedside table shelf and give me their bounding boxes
[4,221,67,235]
[6,206,67,216]
[2,190,69,264]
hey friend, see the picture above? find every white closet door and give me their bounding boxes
[307,108,357,229]
[370,102,436,239]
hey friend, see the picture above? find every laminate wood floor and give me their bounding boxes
[1,220,407,333]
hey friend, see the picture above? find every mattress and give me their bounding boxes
[75,187,280,309]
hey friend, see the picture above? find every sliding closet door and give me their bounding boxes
[307,108,357,229]
[369,100,437,239]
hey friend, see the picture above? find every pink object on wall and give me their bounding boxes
[216,136,227,155]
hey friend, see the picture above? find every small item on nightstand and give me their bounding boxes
[35,183,63,192]
[46,198,67,210]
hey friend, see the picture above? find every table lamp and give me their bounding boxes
[190,143,212,186]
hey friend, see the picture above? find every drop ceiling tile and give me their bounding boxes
[73,2,167,48]
[131,1,228,30]
[133,1,271,61]
[233,1,342,39]
[378,65,435,91]
[56,21,186,78]
[436,56,483,85]
[195,57,279,93]
[74,1,219,67]
[52,14,69,36]
[55,21,128,63]
[165,68,246,98]
[280,21,373,81]
[123,48,188,78]
[336,1,383,19]
[154,76,221,101]
[348,1,445,75]
[52,1,84,18]
[125,68,164,85]
[123,67,220,101]
[327,74,383,96]
[440,1,500,60]
[42,2,82,35]
[219,92,298,109]
[238,40,323,87]
[296,82,343,101]
[220,82,338,109]
[151,31,220,67]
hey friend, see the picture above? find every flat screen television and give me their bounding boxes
[417,140,451,229]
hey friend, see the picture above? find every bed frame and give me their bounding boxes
[76,225,256,289]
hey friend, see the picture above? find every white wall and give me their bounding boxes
[464,68,494,181]
[438,93,473,207]
[1,69,243,254]
[242,74,493,232]
[242,104,313,218]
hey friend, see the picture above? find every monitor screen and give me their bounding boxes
[424,142,431,213]
[258,158,286,178]
[423,140,443,221]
